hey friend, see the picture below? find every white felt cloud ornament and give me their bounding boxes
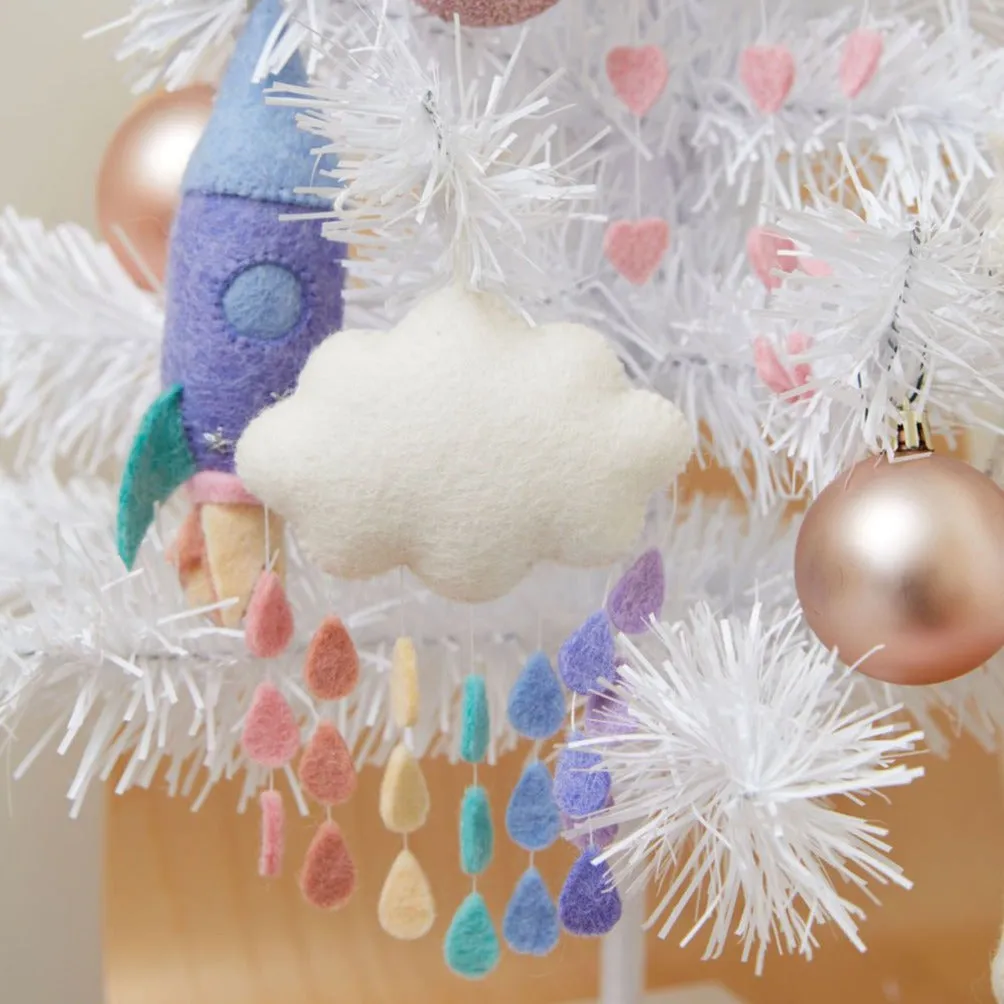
[236,285,692,603]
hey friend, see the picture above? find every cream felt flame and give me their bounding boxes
[236,285,692,603]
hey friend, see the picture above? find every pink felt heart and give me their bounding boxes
[242,682,301,768]
[799,256,833,278]
[753,333,813,402]
[740,45,795,114]
[746,226,797,289]
[245,571,294,659]
[604,218,669,285]
[605,46,669,117]
[840,29,883,99]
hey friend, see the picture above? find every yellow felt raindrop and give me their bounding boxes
[379,742,430,834]
[378,847,436,941]
[391,636,420,730]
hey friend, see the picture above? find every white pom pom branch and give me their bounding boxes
[580,604,923,971]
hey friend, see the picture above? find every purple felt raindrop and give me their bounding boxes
[606,549,665,634]
[554,732,611,819]
[562,794,618,851]
[558,612,615,696]
[559,848,622,937]
[584,677,632,737]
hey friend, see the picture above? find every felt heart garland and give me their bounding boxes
[605,45,669,117]
[603,218,670,286]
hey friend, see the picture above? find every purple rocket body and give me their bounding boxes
[116,0,344,568]
[161,0,344,474]
[162,194,344,472]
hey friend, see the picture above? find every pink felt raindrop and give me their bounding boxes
[300,821,357,910]
[840,29,883,99]
[245,570,294,658]
[298,721,358,807]
[746,227,798,290]
[304,616,359,701]
[604,219,669,286]
[241,682,300,768]
[258,789,285,878]
[605,46,669,117]
[740,45,795,114]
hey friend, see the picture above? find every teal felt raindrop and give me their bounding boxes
[460,785,494,876]
[444,891,501,980]
[506,763,560,852]
[503,867,559,956]
[507,652,566,740]
[460,675,489,764]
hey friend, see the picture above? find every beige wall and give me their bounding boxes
[0,0,135,228]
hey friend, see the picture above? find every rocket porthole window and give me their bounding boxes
[222,262,305,339]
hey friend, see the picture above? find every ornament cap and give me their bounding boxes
[894,404,932,457]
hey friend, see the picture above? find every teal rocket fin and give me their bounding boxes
[117,384,196,569]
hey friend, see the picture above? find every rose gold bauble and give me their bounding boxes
[96,84,214,289]
[795,451,1004,686]
[413,0,562,27]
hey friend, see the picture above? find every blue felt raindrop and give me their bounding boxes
[559,848,622,937]
[444,891,500,980]
[554,733,612,819]
[460,785,494,876]
[507,652,566,740]
[503,868,560,956]
[558,612,615,695]
[460,675,489,764]
[506,763,561,852]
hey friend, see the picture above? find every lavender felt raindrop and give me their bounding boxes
[503,868,559,956]
[460,675,490,764]
[563,795,618,851]
[559,848,622,937]
[584,678,632,737]
[606,548,665,634]
[444,891,500,980]
[558,612,615,696]
[507,651,566,740]
[460,785,494,876]
[554,733,612,819]
[506,763,561,851]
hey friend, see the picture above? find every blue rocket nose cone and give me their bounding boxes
[182,0,326,207]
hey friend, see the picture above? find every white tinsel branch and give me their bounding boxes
[583,603,923,971]
[272,12,602,311]
[759,161,1004,491]
[0,210,162,475]
[91,0,332,92]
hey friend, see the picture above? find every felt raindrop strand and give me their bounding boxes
[445,669,498,978]
[501,651,563,956]
[378,637,435,940]
[552,551,658,939]
[298,618,362,909]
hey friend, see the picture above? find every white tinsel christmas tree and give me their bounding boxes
[4,0,1004,987]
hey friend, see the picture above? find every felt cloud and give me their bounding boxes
[236,285,692,603]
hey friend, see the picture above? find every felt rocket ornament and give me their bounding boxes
[116,0,344,639]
